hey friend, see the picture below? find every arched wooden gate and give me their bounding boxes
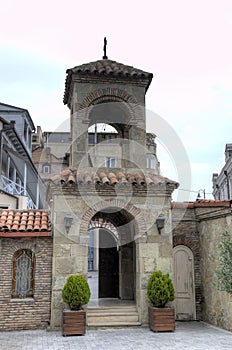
[173,245,196,320]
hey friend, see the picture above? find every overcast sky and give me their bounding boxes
[0,0,231,201]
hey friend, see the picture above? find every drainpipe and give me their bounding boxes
[23,162,27,196]
[224,170,230,200]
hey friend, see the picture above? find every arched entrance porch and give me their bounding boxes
[87,209,136,302]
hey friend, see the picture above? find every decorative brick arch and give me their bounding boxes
[78,87,143,124]
[173,235,199,258]
[79,198,146,238]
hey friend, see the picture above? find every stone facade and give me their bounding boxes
[0,237,53,330]
[49,182,176,328]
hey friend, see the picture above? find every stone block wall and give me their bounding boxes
[0,237,53,330]
[197,208,232,331]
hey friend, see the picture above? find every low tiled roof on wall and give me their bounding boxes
[50,168,179,188]
[171,200,232,209]
[0,209,51,233]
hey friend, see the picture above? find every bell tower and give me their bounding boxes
[63,39,153,171]
[50,42,178,330]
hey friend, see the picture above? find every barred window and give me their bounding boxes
[12,249,35,298]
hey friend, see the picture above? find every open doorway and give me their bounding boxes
[88,227,119,299]
[87,210,136,302]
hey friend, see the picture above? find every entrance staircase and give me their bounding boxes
[87,304,141,328]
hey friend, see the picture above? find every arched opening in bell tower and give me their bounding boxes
[86,101,141,168]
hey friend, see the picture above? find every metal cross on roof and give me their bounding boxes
[103,37,108,59]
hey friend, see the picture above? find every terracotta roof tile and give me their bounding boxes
[171,200,231,209]
[51,169,178,189]
[69,60,152,79]
[0,210,51,233]
[64,59,153,104]
[194,199,231,207]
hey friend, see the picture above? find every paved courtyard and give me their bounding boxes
[0,322,232,350]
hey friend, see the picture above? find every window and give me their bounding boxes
[88,134,95,144]
[12,249,35,298]
[24,121,28,142]
[105,157,117,168]
[147,156,155,169]
[42,164,51,174]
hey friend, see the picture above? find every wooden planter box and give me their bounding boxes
[62,309,86,336]
[148,306,175,332]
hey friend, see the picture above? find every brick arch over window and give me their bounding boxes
[78,87,143,124]
[79,199,146,239]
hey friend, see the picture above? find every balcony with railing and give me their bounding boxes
[0,175,37,209]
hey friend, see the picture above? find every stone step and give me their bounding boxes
[87,307,137,314]
[87,321,142,327]
[87,306,140,327]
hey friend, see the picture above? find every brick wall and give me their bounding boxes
[0,237,53,330]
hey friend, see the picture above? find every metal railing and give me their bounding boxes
[0,175,37,209]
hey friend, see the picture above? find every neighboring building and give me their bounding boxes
[32,128,70,180]
[0,209,52,330]
[0,103,45,209]
[32,128,159,179]
[212,144,232,200]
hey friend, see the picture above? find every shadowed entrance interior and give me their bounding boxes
[87,208,136,302]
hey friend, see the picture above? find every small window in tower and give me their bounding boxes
[147,156,155,169]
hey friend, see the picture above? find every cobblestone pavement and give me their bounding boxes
[1,322,232,350]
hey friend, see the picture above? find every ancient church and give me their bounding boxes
[0,47,232,332]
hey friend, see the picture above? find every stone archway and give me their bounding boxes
[79,198,146,238]
[80,200,146,302]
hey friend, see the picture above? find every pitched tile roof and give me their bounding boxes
[50,168,178,188]
[64,59,153,104]
[0,210,51,234]
[68,59,152,79]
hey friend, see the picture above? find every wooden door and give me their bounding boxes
[173,245,196,320]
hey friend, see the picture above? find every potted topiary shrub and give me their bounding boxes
[146,270,175,332]
[62,275,91,336]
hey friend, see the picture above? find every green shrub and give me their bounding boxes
[215,231,232,295]
[62,275,91,310]
[146,270,175,308]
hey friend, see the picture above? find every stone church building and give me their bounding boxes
[0,52,232,332]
